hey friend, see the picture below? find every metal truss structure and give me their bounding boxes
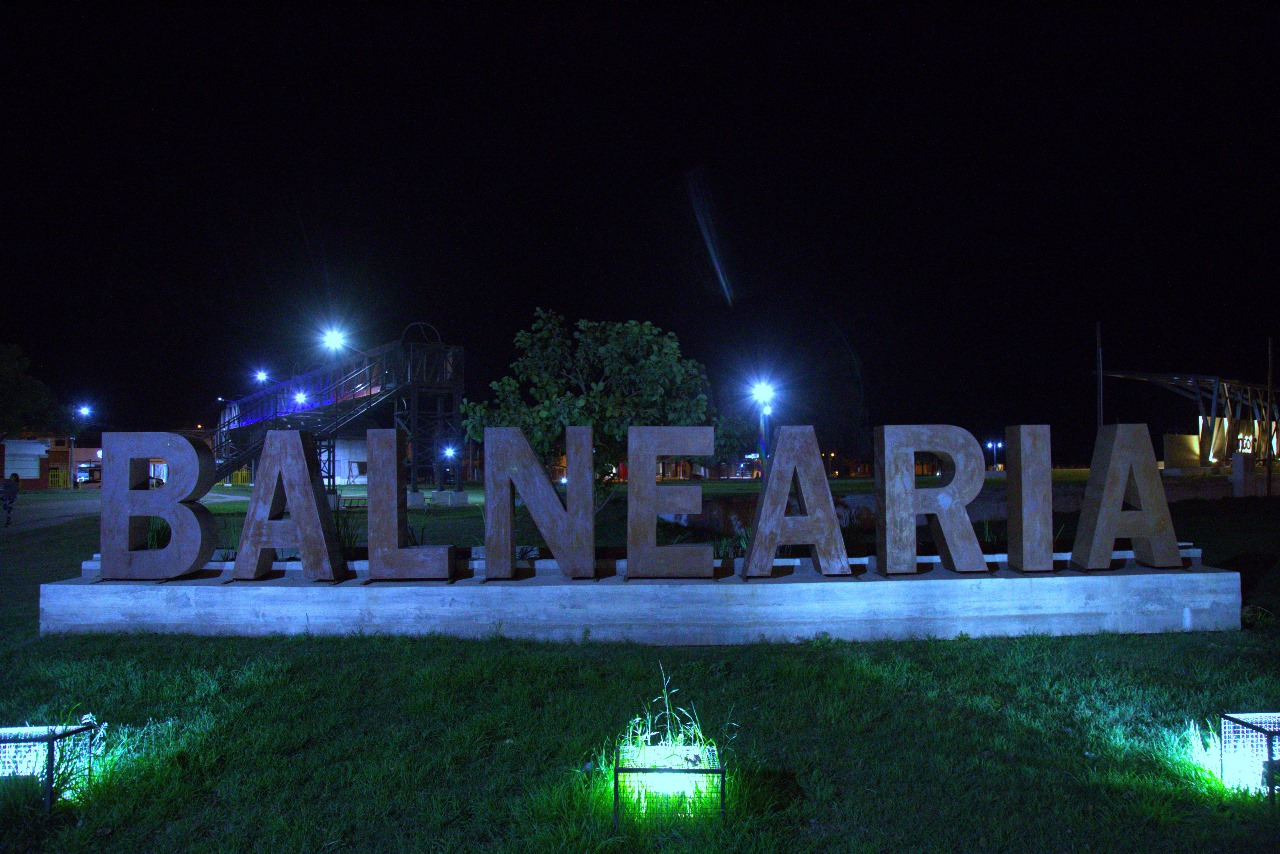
[213,324,464,492]
[1105,371,1277,467]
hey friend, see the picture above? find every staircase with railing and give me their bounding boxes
[213,334,464,485]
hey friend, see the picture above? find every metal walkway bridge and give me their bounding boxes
[213,326,464,490]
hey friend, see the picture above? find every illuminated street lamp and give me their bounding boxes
[321,327,372,359]
[69,405,92,489]
[985,440,1004,470]
[322,328,348,352]
[254,369,269,383]
[441,445,464,493]
[750,381,776,466]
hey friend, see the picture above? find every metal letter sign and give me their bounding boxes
[1072,424,1181,569]
[367,429,454,579]
[100,432,216,580]
[233,431,349,581]
[875,425,987,574]
[484,426,595,578]
[95,423,1185,584]
[744,425,847,576]
[626,426,715,577]
[1007,425,1054,571]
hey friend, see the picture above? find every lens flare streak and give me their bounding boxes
[687,169,734,306]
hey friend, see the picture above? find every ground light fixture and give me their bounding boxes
[1219,713,1279,809]
[614,740,725,826]
[612,669,726,827]
[0,714,102,813]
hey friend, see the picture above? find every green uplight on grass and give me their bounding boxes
[0,714,102,810]
[1218,713,1280,802]
[616,742,722,807]
[612,667,726,825]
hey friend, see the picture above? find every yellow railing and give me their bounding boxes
[48,468,70,489]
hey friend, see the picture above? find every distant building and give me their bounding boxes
[1,436,72,490]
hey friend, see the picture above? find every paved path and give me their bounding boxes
[1,490,243,536]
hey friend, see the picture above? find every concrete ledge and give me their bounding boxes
[41,562,1240,644]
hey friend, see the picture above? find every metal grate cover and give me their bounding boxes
[1220,713,1280,808]
[614,742,725,825]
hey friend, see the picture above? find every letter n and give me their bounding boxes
[484,426,594,578]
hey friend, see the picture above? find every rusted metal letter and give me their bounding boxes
[100,432,216,580]
[232,430,350,581]
[1006,425,1054,571]
[626,426,714,578]
[743,425,848,576]
[1071,423,1181,569]
[367,429,454,579]
[483,426,594,579]
[875,425,987,574]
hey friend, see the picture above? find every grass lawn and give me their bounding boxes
[1,499,1278,851]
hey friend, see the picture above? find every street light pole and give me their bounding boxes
[70,405,91,490]
[750,381,776,472]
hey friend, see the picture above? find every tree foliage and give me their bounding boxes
[0,344,53,441]
[462,310,714,474]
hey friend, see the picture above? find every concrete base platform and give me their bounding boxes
[40,561,1240,644]
[428,490,470,507]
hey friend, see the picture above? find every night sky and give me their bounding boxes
[6,7,1277,464]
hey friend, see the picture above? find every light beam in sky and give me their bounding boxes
[686,167,734,306]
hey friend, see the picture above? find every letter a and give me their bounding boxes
[1071,424,1181,569]
[743,426,848,576]
[233,430,349,581]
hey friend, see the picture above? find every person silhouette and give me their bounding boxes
[2,473,19,527]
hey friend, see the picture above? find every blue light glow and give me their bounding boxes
[750,382,775,406]
[322,329,347,351]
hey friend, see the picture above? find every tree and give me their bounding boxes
[462,309,713,484]
[710,411,755,467]
[0,344,53,441]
